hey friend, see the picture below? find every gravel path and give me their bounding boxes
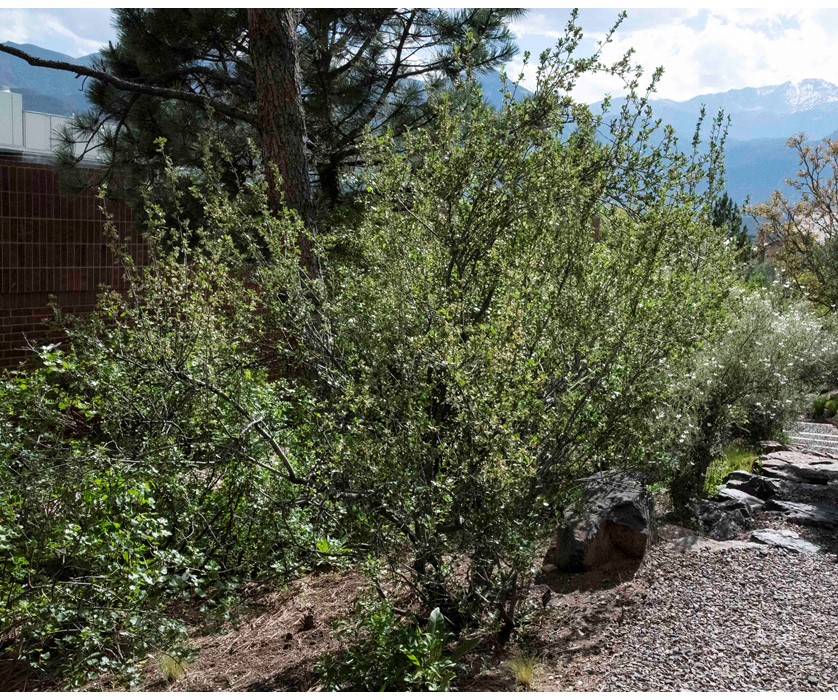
[601,544,838,691]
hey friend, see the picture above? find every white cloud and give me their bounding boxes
[38,15,106,55]
[0,9,110,57]
[509,13,565,43]
[0,10,32,46]
[511,8,838,103]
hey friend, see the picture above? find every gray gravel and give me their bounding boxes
[601,545,838,691]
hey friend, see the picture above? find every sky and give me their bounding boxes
[509,8,838,102]
[2,7,838,103]
[0,8,113,57]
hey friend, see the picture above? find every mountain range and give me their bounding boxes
[615,79,838,206]
[0,42,96,115]
[3,41,837,208]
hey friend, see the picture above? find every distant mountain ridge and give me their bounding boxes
[657,79,838,117]
[0,42,97,115]
[638,78,838,142]
[1,42,835,207]
[594,78,838,206]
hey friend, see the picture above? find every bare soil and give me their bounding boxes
[140,569,367,692]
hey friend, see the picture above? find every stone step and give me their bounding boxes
[789,430,838,440]
[789,436,838,448]
[788,438,838,455]
[795,421,838,436]
[792,431,838,441]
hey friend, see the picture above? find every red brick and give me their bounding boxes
[0,157,140,369]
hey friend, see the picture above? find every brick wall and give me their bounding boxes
[0,157,143,369]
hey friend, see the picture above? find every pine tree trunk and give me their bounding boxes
[247,8,316,276]
[317,160,341,206]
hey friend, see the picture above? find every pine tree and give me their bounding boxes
[712,192,750,260]
[53,9,524,208]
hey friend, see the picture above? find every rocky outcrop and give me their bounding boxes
[696,444,838,543]
[543,471,653,573]
[715,486,765,511]
[757,450,838,485]
[726,465,838,505]
[722,471,782,500]
[695,499,753,540]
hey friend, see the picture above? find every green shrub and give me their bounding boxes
[317,599,473,691]
[1,21,743,683]
[0,161,318,686]
[304,39,735,631]
[666,287,837,508]
[813,394,828,419]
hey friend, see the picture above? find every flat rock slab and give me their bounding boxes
[759,440,786,454]
[724,471,785,500]
[723,469,755,483]
[750,528,821,555]
[758,451,838,485]
[764,499,838,529]
[763,450,836,467]
[669,535,765,553]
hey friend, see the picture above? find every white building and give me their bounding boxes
[0,88,100,161]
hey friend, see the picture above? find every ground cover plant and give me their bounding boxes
[1,14,834,691]
[704,445,759,496]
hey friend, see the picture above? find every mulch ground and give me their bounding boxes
[140,569,367,691]
[7,520,837,691]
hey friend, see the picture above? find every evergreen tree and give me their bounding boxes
[712,191,750,259]
[53,9,524,208]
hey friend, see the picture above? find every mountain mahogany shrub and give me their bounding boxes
[664,286,837,510]
[309,52,736,630]
[0,41,740,684]
[0,170,319,685]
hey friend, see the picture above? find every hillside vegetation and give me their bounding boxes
[2,14,837,691]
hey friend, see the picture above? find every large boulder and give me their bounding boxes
[543,471,653,573]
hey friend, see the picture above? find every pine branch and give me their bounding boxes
[0,42,252,124]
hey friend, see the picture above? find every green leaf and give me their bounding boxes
[427,607,444,638]
[450,635,481,662]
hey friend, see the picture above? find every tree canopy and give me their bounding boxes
[751,135,838,308]
[48,8,523,208]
